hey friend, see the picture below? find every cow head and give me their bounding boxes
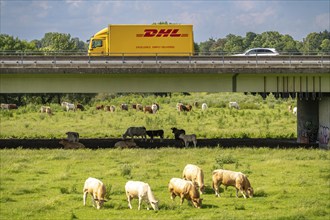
[247,187,254,198]
[150,200,159,211]
[192,198,203,208]
[94,198,107,209]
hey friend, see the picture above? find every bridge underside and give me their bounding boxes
[1,69,329,94]
[0,68,329,148]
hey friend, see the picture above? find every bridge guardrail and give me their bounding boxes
[1,55,329,69]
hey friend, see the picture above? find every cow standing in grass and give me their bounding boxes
[183,164,205,194]
[83,177,107,209]
[212,169,253,199]
[125,181,159,210]
[168,178,203,208]
[123,127,147,141]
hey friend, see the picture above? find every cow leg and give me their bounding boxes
[180,195,185,205]
[193,140,197,147]
[138,196,143,210]
[213,182,220,197]
[127,195,133,209]
[83,191,88,206]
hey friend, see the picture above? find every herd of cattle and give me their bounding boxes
[83,164,253,210]
[58,126,195,149]
[1,101,245,114]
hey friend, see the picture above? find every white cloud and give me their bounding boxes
[65,0,84,8]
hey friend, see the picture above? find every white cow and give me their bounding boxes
[125,181,159,210]
[293,107,297,115]
[182,164,205,194]
[229,102,240,109]
[61,102,76,112]
[151,104,158,114]
[83,177,107,209]
[201,103,208,111]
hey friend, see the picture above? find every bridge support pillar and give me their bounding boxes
[318,95,330,149]
[297,95,330,149]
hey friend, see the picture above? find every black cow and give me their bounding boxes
[146,130,164,142]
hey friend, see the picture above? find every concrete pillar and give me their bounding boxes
[297,99,319,144]
[318,95,330,149]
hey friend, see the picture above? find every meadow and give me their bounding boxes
[0,92,297,140]
[0,148,329,220]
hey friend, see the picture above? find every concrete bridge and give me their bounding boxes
[0,55,329,148]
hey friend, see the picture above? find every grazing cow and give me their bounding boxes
[178,104,192,112]
[96,105,104,110]
[179,134,197,147]
[144,106,153,114]
[123,127,147,141]
[66,131,79,142]
[61,102,76,111]
[121,103,129,111]
[182,164,205,194]
[293,107,297,115]
[136,104,143,111]
[212,169,254,199]
[59,139,85,149]
[171,127,186,140]
[125,181,159,211]
[83,177,107,209]
[151,104,158,114]
[40,106,52,115]
[176,103,183,111]
[229,102,240,109]
[76,103,84,111]
[110,105,116,112]
[132,104,143,111]
[201,103,208,111]
[146,130,164,142]
[114,140,137,148]
[1,103,18,110]
[168,178,203,208]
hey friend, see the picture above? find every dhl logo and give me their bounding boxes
[136,29,188,37]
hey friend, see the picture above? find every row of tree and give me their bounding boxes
[0,30,329,54]
[0,32,87,53]
[198,31,330,55]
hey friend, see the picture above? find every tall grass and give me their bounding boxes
[0,93,296,139]
[0,148,329,219]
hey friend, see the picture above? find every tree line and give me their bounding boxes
[0,30,329,55]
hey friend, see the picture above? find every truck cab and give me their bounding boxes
[88,28,108,56]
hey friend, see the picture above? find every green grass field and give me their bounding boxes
[0,93,297,139]
[0,148,329,219]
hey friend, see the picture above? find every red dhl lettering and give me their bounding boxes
[136,29,188,37]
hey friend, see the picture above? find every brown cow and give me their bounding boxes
[212,169,254,199]
[168,178,202,208]
[144,106,153,114]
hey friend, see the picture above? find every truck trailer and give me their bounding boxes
[88,24,194,56]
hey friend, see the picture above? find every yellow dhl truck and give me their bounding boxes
[88,24,194,56]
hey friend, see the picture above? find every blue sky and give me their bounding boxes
[1,0,329,43]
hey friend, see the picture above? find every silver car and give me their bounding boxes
[235,48,279,56]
